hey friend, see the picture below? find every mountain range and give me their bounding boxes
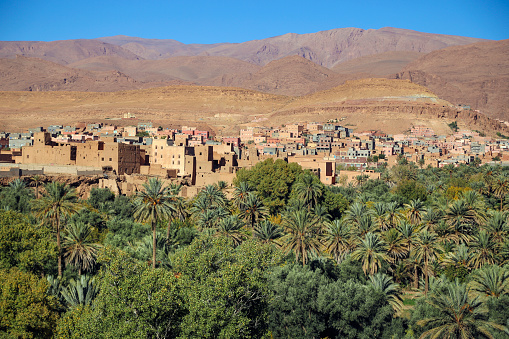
[0,27,507,129]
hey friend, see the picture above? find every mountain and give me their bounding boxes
[395,39,509,120]
[0,39,141,65]
[96,35,230,59]
[0,56,183,92]
[69,55,261,83]
[220,55,343,96]
[331,51,424,76]
[98,27,485,67]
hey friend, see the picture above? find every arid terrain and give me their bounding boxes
[0,27,507,130]
[1,79,507,136]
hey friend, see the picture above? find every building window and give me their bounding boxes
[101,158,104,161]
[178,161,180,165]
[109,158,112,161]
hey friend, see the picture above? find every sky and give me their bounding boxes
[0,0,508,43]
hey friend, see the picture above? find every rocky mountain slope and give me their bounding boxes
[394,39,509,121]
[97,27,484,67]
[0,56,183,92]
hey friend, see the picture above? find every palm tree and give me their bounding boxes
[405,199,426,225]
[492,176,509,211]
[443,244,474,273]
[292,173,323,210]
[421,207,442,231]
[133,178,175,269]
[445,199,476,232]
[254,220,283,246]
[233,181,254,209]
[469,231,498,269]
[383,228,408,265]
[344,202,369,227]
[200,184,227,208]
[369,273,403,312]
[371,202,388,231]
[62,222,101,275]
[312,204,331,227]
[417,280,507,339]
[414,231,439,294]
[323,219,354,264]
[354,214,376,238]
[214,215,246,246]
[30,175,43,199]
[0,178,34,213]
[384,202,402,229]
[462,190,487,225]
[352,232,389,275]
[239,193,268,230]
[32,181,80,277]
[165,183,183,239]
[215,180,228,191]
[282,209,322,266]
[484,211,508,244]
[469,265,509,299]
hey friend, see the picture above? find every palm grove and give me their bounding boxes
[1,158,509,338]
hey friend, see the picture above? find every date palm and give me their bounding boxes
[492,176,509,211]
[421,207,442,231]
[383,228,408,265]
[240,193,268,230]
[405,199,426,225]
[292,173,323,210]
[345,202,369,227]
[352,232,389,275]
[484,211,508,243]
[445,199,476,232]
[200,184,227,208]
[418,280,507,339]
[469,231,498,269]
[469,265,509,299]
[30,175,43,199]
[214,215,246,246]
[384,202,402,229]
[369,272,403,312]
[254,220,284,246]
[414,231,439,294]
[32,181,80,277]
[371,202,388,231]
[282,209,322,266]
[62,221,101,275]
[133,178,175,269]
[233,181,254,209]
[323,219,354,264]
[443,244,474,273]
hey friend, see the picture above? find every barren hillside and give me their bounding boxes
[0,56,184,92]
[1,80,506,137]
[331,51,424,76]
[0,39,140,65]
[395,39,509,121]
[96,28,485,68]
[70,55,261,83]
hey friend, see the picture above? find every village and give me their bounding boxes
[1,119,509,197]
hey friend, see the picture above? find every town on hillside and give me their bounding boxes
[1,120,508,196]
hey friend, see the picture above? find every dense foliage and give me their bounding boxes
[1,160,508,338]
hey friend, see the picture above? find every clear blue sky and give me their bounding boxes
[0,0,507,43]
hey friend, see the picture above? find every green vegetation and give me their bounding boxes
[1,160,509,337]
[448,121,459,132]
